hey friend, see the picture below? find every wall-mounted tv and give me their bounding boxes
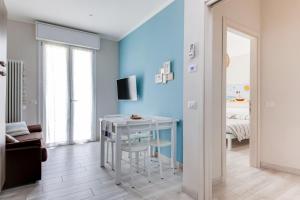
[117,75,138,101]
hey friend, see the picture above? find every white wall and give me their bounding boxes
[95,39,119,139]
[261,0,300,170]
[227,31,251,85]
[227,55,250,85]
[211,0,261,181]
[7,20,119,134]
[7,20,38,124]
[183,0,206,199]
[0,0,7,190]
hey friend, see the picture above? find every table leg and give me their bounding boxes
[135,152,139,173]
[115,128,122,185]
[171,121,177,174]
[100,122,105,167]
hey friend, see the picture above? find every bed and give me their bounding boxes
[226,110,250,150]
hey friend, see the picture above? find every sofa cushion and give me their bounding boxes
[6,139,41,150]
[5,134,19,144]
[15,132,42,142]
[27,125,42,133]
[6,122,30,137]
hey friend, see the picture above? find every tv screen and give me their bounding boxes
[117,76,138,101]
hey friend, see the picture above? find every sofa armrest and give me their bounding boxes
[6,139,41,151]
[27,125,42,133]
[5,141,42,188]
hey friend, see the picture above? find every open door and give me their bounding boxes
[0,0,7,191]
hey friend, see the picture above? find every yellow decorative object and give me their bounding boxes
[244,85,250,91]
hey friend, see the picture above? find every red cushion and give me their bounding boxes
[27,125,42,133]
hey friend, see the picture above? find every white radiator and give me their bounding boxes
[6,60,23,123]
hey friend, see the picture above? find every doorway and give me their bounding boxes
[221,21,260,179]
[42,43,96,146]
[225,28,251,167]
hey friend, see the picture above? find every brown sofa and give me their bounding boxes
[4,125,48,189]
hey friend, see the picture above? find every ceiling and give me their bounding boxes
[5,0,174,41]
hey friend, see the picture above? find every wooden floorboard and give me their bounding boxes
[4,141,300,199]
[0,142,191,200]
[213,142,300,200]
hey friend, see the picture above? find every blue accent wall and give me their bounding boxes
[119,0,183,162]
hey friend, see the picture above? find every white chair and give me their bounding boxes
[121,120,153,188]
[106,138,115,169]
[150,122,172,179]
[105,133,131,170]
[103,115,149,171]
[103,114,127,170]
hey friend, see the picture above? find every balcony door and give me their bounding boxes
[42,43,95,146]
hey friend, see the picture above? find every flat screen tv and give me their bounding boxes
[117,75,138,101]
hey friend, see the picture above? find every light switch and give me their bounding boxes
[188,64,197,73]
[188,100,197,110]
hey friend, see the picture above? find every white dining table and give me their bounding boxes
[99,115,179,185]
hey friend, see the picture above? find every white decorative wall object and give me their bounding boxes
[155,74,163,84]
[155,60,174,84]
[167,73,174,81]
[163,61,171,74]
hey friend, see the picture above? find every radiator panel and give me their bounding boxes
[6,60,23,123]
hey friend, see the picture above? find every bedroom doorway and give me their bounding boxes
[222,21,259,170]
[225,28,251,163]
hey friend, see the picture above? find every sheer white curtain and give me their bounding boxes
[42,43,95,146]
[43,43,69,145]
[71,48,95,142]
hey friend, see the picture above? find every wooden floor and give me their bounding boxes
[0,142,191,200]
[5,140,300,199]
[213,141,300,200]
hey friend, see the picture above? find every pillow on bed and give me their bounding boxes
[226,112,236,119]
[228,113,250,120]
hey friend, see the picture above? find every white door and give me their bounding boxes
[71,48,95,143]
[0,0,7,190]
[43,43,95,146]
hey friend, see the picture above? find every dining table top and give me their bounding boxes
[100,115,180,127]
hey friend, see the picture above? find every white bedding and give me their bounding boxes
[226,119,250,142]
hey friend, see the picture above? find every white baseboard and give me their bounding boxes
[261,162,300,176]
[182,185,198,200]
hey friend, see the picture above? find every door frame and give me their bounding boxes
[222,18,261,175]
[203,1,261,199]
